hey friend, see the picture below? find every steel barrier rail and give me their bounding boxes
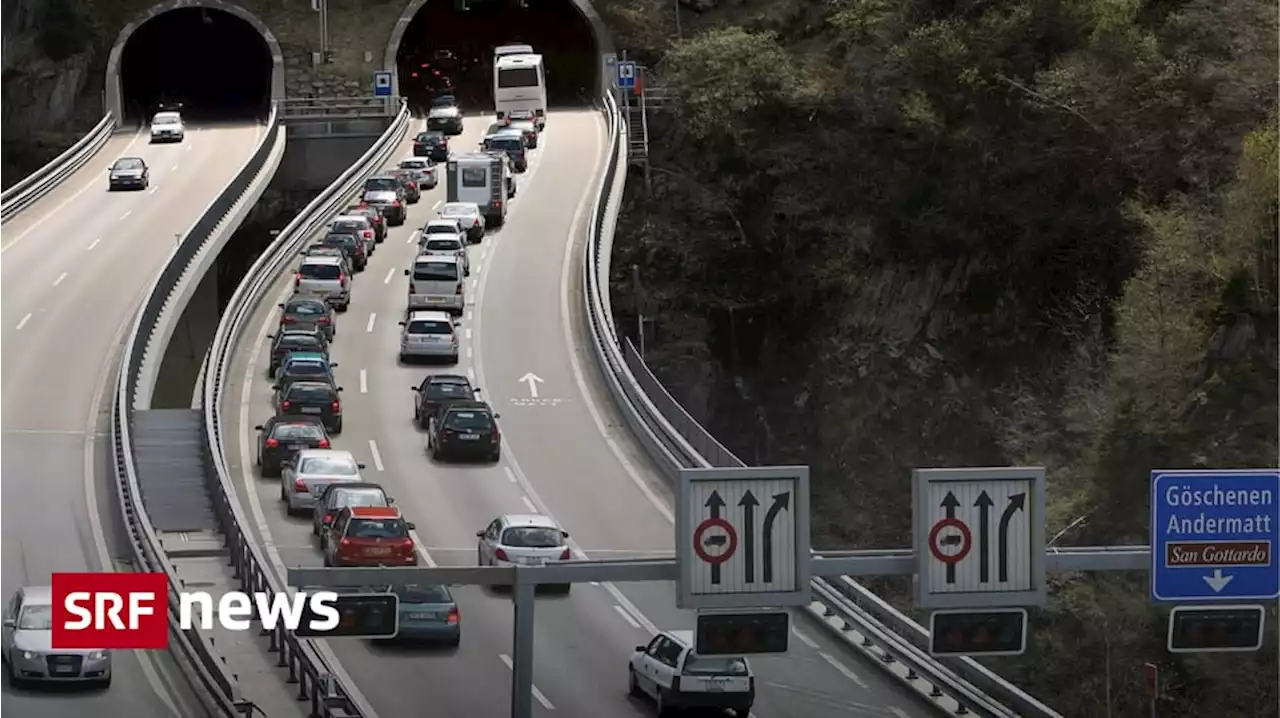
[112,103,283,717]
[1,114,115,222]
[584,92,1063,717]
[197,99,413,718]
[280,97,398,120]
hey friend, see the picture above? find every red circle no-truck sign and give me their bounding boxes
[692,517,737,565]
[928,517,972,565]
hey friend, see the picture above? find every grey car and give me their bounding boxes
[280,449,366,514]
[107,157,149,191]
[3,586,112,687]
[361,176,408,226]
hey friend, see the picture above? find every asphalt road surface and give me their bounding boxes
[222,112,931,718]
[2,122,266,718]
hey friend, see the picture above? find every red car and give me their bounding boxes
[323,505,418,567]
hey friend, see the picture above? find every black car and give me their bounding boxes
[279,297,335,340]
[254,415,331,477]
[312,482,394,543]
[386,170,422,204]
[276,381,344,433]
[426,400,501,462]
[108,157,149,191]
[426,107,464,135]
[273,355,338,397]
[347,205,386,242]
[266,330,329,377]
[413,131,449,161]
[412,374,479,429]
[481,135,527,173]
[320,232,367,270]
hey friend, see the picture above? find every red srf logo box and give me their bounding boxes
[51,572,168,649]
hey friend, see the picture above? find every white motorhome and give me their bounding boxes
[493,54,546,128]
[446,153,516,228]
[494,44,534,62]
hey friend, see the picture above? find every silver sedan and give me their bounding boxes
[280,449,366,514]
[3,586,112,687]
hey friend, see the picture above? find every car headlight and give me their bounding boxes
[87,651,107,660]
[22,651,40,660]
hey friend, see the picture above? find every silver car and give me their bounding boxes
[405,254,465,314]
[398,310,460,363]
[295,255,351,311]
[4,586,112,687]
[149,111,185,143]
[439,202,485,243]
[420,222,469,276]
[398,157,438,189]
[476,514,572,591]
[280,449,366,514]
[329,215,377,256]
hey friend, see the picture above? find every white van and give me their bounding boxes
[404,255,465,315]
[446,153,514,228]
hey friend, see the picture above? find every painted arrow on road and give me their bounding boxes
[519,372,544,398]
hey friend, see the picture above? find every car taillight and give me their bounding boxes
[363,230,373,240]
[339,274,348,287]
[317,438,330,448]
[559,548,571,561]
[455,283,463,295]
[323,514,334,524]
[281,316,295,323]
[294,273,301,287]
[281,400,292,410]
[331,400,341,412]
[491,426,500,442]
[399,538,415,552]
[340,537,350,546]
[392,201,401,207]
[293,478,308,493]
[494,548,508,561]
[265,438,279,448]
[446,608,459,624]
[316,317,330,324]
[494,200,502,208]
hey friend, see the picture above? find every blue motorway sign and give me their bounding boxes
[1151,469,1279,602]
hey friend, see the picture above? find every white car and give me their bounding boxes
[149,111,185,143]
[475,514,571,591]
[398,157,438,189]
[420,232,469,276]
[628,630,754,716]
[438,202,486,243]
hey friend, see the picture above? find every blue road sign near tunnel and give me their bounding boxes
[1151,469,1280,602]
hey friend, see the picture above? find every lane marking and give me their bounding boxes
[792,627,820,649]
[497,654,555,710]
[383,267,395,284]
[87,237,101,251]
[432,200,442,211]
[613,605,641,629]
[464,328,472,340]
[465,367,476,382]
[52,272,68,287]
[406,229,420,245]
[171,163,180,171]
[368,439,385,471]
[359,369,368,394]
[366,313,376,332]
[818,651,869,689]
[148,186,158,195]
[185,144,192,153]
[119,210,132,220]
[15,313,32,330]
[465,347,472,359]
[503,466,517,483]
[520,496,537,513]
[890,708,911,718]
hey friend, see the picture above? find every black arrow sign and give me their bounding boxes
[974,491,993,583]
[705,491,726,585]
[998,493,1027,582]
[761,492,791,583]
[940,492,961,584]
[738,491,758,584]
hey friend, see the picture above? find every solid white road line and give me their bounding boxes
[368,439,385,471]
[504,467,517,483]
[819,651,869,690]
[497,654,555,710]
[613,605,642,629]
[520,496,538,513]
[15,313,32,330]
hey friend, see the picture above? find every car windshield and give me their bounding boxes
[484,137,523,153]
[286,302,326,316]
[279,336,322,351]
[332,221,364,233]
[425,239,462,252]
[425,224,458,235]
[394,584,451,604]
[153,113,180,124]
[114,158,144,170]
[18,604,52,630]
[425,382,472,399]
[333,489,385,508]
[416,133,442,143]
[412,262,459,281]
[444,409,492,430]
[441,204,474,217]
[284,361,329,376]
[324,234,358,248]
[400,160,427,169]
[501,526,562,548]
[286,384,335,402]
[299,263,341,280]
[408,320,452,335]
[272,423,324,440]
[300,456,358,475]
[364,177,398,192]
[683,655,750,676]
[348,518,408,539]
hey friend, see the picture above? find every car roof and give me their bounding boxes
[297,448,355,460]
[282,352,328,362]
[331,215,368,223]
[300,255,343,265]
[442,400,490,414]
[441,202,478,211]
[348,506,401,519]
[425,218,460,226]
[286,381,337,393]
[414,254,462,264]
[115,156,145,164]
[401,156,429,163]
[408,310,454,322]
[19,586,52,604]
[501,514,559,529]
[268,414,325,426]
[425,373,470,384]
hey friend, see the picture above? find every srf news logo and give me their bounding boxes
[53,573,168,649]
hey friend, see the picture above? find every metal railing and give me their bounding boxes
[583,90,1062,717]
[196,98,414,718]
[280,96,399,121]
[1,114,115,222]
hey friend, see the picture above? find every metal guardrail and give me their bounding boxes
[112,103,283,717]
[196,98,413,718]
[1,113,115,222]
[583,92,1062,717]
[280,96,399,120]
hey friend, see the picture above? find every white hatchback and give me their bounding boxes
[629,630,754,716]
[399,157,438,188]
[476,514,572,591]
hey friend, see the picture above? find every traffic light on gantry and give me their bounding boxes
[294,592,399,639]
[1167,605,1265,653]
[928,609,1027,657]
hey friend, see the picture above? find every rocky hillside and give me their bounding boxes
[603,0,1278,715]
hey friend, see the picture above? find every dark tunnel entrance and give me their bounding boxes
[120,7,272,122]
[395,0,597,114]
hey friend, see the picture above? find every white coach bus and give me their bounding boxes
[493,52,547,128]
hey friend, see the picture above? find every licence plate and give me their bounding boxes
[300,407,321,414]
[706,680,726,692]
[288,443,307,450]
[459,433,480,440]
[364,547,392,556]
[425,297,445,303]
[53,665,77,675]
[407,612,434,620]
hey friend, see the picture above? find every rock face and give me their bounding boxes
[2,0,94,136]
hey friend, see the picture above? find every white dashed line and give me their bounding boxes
[52,272,68,287]
[119,211,132,221]
[791,628,820,649]
[367,440,385,472]
[465,347,472,359]
[497,655,554,710]
[464,328,472,340]
[613,605,641,629]
[359,369,368,394]
[889,708,911,718]
[432,200,442,211]
[465,367,476,382]
[503,466,517,483]
[406,230,420,245]
[366,313,376,332]
[383,267,395,284]
[185,145,192,153]
[15,313,32,331]
[520,496,537,513]
[172,163,180,170]
[86,237,101,251]
[148,186,158,195]
[818,651,868,689]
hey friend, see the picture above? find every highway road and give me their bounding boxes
[222,111,931,718]
[1,122,266,718]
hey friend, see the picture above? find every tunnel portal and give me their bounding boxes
[119,6,273,122]
[394,0,598,114]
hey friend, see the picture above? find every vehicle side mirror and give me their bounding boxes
[3,619,14,628]
[399,321,406,326]
[357,463,367,470]
[386,497,396,504]
[405,522,416,530]
[329,362,339,367]
[635,645,647,653]
[561,531,570,539]
[337,387,344,392]
[271,384,280,390]
[278,303,284,308]
[494,413,501,419]
[475,530,485,538]
[411,386,418,391]
[265,333,274,339]
[404,269,410,275]
[473,387,481,393]
[253,425,264,431]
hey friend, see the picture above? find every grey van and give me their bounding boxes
[404,255,464,315]
[296,255,351,311]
